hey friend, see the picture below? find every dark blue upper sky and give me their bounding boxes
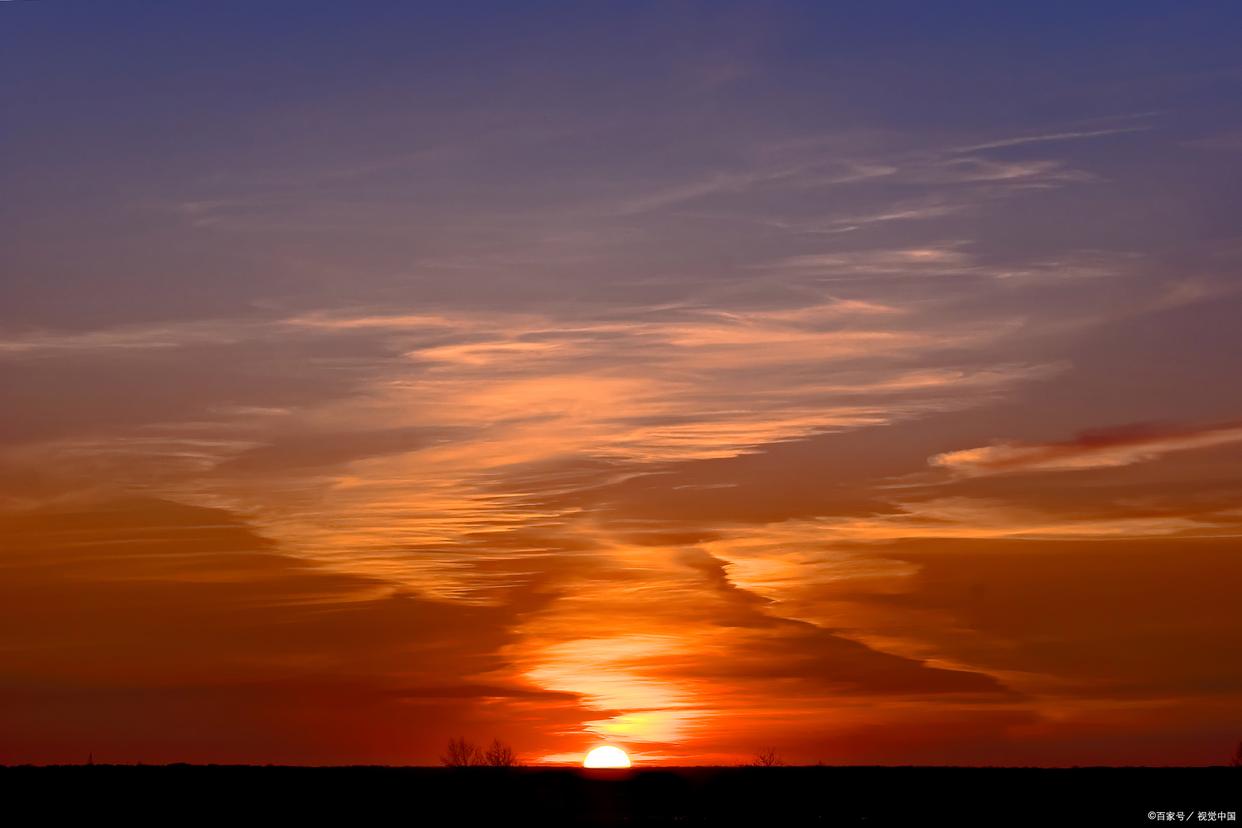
[4,1,1241,325]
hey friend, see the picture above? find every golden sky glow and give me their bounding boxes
[2,2,1242,768]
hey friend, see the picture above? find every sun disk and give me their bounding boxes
[583,745,631,768]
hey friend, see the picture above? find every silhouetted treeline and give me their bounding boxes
[1,765,1237,826]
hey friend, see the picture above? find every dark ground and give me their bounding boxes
[1,765,1237,825]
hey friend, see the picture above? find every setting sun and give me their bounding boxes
[583,746,631,769]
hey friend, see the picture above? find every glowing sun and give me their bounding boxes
[583,745,631,768]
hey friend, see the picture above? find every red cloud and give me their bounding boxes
[930,421,1242,475]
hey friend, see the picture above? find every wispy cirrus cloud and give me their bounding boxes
[0,290,1055,610]
[761,242,977,280]
[951,125,1150,153]
[0,320,263,355]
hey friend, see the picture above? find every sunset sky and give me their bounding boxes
[3,2,1242,766]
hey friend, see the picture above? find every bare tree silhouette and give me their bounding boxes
[442,736,518,767]
[754,747,784,767]
[441,736,480,767]
[483,738,518,767]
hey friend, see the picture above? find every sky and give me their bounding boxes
[2,1,1242,766]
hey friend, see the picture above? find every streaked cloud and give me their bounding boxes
[931,422,1242,476]
[952,125,1150,153]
